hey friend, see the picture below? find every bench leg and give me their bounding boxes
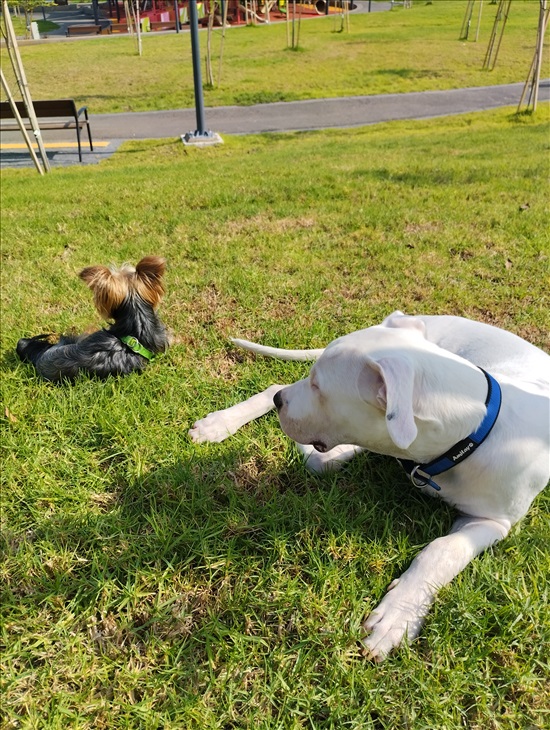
[76,123,82,162]
[85,120,93,153]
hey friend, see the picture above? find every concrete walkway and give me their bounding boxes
[1,0,548,168]
[90,82,550,141]
[1,80,548,170]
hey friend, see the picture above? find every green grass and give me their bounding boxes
[37,19,59,32]
[1,0,548,113]
[5,15,59,36]
[1,107,550,728]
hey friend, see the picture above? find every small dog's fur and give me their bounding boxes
[16,256,168,382]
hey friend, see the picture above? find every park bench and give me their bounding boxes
[109,22,130,32]
[66,24,110,36]
[150,20,176,31]
[0,99,93,162]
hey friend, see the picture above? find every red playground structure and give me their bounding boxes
[104,0,339,32]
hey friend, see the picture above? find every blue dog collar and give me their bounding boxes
[399,369,502,492]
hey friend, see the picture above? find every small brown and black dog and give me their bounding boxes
[16,256,169,382]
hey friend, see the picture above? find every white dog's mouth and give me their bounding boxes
[311,440,328,453]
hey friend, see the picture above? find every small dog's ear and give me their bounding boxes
[79,265,111,288]
[136,256,166,280]
[135,256,166,306]
[79,265,127,319]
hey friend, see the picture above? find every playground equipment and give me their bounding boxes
[102,0,341,31]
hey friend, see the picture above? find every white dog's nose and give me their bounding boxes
[312,441,328,453]
[273,389,284,411]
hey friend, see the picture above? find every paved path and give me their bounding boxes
[90,82,550,141]
[2,80,548,169]
[1,0,548,168]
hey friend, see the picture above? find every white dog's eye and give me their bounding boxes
[311,380,320,392]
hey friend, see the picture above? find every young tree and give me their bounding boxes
[6,0,54,38]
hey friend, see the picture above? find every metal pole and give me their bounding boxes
[189,0,206,135]
[174,0,180,31]
[181,1,222,144]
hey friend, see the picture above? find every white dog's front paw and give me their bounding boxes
[360,580,427,662]
[297,444,331,473]
[297,443,364,473]
[189,411,237,443]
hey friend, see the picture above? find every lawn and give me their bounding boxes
[7,16,60,36]
[1,105,549,728]
[1,0,548,113]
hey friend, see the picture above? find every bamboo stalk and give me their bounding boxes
[206,1,214,86]
[518,1,549,110]
[285,0,290,47]
[531,1,548,111]
[124,0,134,35]
[1,0,50,171]
[475,0,483,42]
[295,0,302,48]
[217,0,229,86]
[134,0,142,56]
[0,68,44,174]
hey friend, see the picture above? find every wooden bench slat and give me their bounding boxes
[66,24,110,36]
[110,22,130,32]
[150,21,176,30]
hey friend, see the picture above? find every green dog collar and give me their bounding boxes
[120,336,155,361]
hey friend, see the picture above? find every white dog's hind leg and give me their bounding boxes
[189,384,284,443]
[361,515,510,662]
[297,444,366,473]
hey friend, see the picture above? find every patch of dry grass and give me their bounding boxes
[1,106,549,729]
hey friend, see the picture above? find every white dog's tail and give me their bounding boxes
[230,338,324,361]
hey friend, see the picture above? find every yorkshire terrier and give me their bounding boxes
[16,255,169,382]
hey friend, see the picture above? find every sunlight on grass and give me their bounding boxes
[1,106,549,728]
[1,1,548,113]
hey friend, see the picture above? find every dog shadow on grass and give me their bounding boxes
[6,439,456,662]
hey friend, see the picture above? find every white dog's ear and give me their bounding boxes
[381,311,426,337]
[358,356,418,449]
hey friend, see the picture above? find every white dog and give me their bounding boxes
[190,312,549,661]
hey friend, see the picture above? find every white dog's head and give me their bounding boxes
[273,313,487,462]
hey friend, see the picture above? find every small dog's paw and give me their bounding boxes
[360,580,425,662]
[189,412,236,443]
